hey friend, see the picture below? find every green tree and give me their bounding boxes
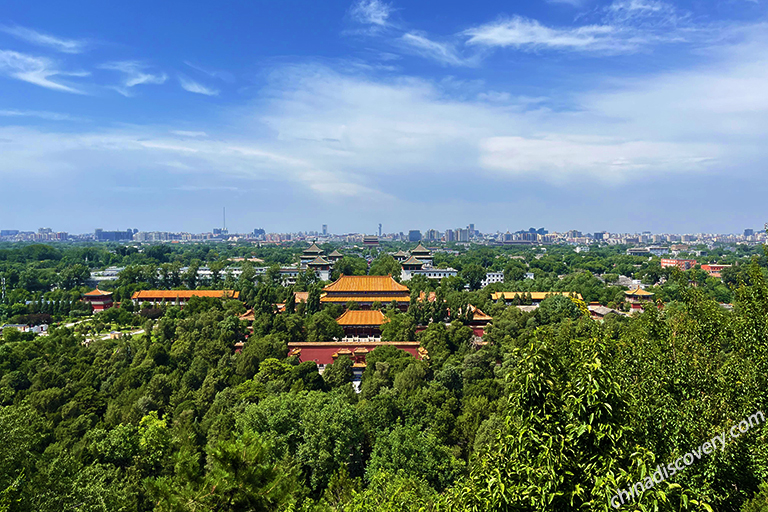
[153,430,297,512]
[369,255,401,278]
[460,264,486,291]
[366,424,464,491]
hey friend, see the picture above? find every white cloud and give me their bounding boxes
[605,0,681,25]
[100,61,167,96]
[462,2,693,55]
[479,136,716,183]
[0,109,82,121]
[463,16,627,52]
[179,76,219,96]
[399,33,478,66]
[170,130,209,138]
[0,50,87,93]
[0,25,86,53]
[547,0,588,6]
[183,61,235,82]
[350,0,392,26]
[255,65,724,184]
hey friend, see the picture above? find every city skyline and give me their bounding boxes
[1,222,762,240]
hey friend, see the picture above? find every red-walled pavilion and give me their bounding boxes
[83,288,114,312]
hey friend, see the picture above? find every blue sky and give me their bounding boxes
[1,0,766,235]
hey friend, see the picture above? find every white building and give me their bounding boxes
[480,272,505,288]
[401,267,458,281]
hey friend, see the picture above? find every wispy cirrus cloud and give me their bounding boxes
[170,130,208,138]
[0,109,84,121]
[547,0,589,6]
[184,61,235,82]
[179,76,219,96]
[604,0,684,25]
[347,0,693,66]
[0,25,87,53]
[100,61,167,96]
[350,0,393,26]
[462,0,693,55]
[463,16,621,52]
[0,50,87,93]
[399,32,479,67]
[463,16,641,51]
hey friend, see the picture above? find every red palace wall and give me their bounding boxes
[288,341,422,366]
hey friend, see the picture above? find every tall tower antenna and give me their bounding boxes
[223,207,226,231]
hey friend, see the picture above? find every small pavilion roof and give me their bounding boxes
[411,243,431,255]
[328,249,343,258]
[84,288,112,297]
[303,242,324,255]
[625,286,654,296]
[401,256,425,266]
[308,256,331,266]
[468,304,492,322]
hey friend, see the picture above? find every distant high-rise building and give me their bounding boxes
[322,224,328,236]
[408,230,422,242]
[445,229,456,242]
[468,223,475,237]
[745,228,755,237]
[457,228,469,242]
[378,223,382,237]
[424,229,439,241]
[95,229,135,241]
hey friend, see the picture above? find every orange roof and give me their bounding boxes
[491,291,583,301]
[336,309,390,326]
[84,288,112,296]
[323,274,409,293]
[239,309,255,321]
[320,295,410,303]
[625,286,654,296]
[469,304,492,322]
[131,290,240,300]
[294,291,309,302]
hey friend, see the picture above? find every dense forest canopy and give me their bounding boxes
[1,239,768,511]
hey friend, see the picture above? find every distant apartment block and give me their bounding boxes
[95,228,136,241]
[661,258,697,270]
[480,271,504,288]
